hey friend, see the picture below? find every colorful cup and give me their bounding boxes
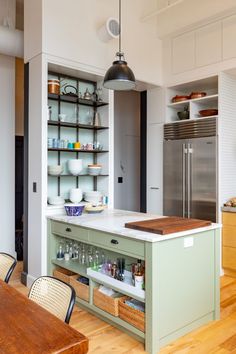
[67,142,73,149]
[74,142,81,149]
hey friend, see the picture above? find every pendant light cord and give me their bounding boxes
[119,0,122,55]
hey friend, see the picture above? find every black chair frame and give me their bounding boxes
[0,252,17,283]
[29,275,76,324]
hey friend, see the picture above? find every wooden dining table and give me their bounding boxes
[0,280,89,353]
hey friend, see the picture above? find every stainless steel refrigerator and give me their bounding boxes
[163,118,217,222]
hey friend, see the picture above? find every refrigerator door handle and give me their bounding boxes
[187,144,193,218]
[182,144,187,218]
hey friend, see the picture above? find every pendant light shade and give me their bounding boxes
[103,52,136,91]
[103,0,136,91]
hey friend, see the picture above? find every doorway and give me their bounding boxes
[114,90,146,212]
[15,58,24,262]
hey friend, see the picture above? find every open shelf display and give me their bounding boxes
[47,71,110,204]
[48,120,109,130]
[48,174,109,177]
[87,267,145,302]
[48,148,109,153]
[48,93,109,107]
[166,76,219,123]
[50,232,146,337]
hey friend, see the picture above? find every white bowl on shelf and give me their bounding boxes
[48,165,64,176]
[48,196,65,205]
[68,159,83,176]
[84,191,102,204]
[87,164,102,176]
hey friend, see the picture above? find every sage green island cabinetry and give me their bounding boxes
[47,210,221,354]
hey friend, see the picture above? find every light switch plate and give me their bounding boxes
[184,237,194,248]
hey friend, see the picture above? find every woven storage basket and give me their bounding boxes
[53,267,77,284]
[93,287,125,317]
[119,297,145,332]
[70,275,89,302]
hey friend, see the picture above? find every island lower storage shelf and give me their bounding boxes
[47,216,220,354]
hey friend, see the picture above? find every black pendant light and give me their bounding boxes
[103,0,136,91]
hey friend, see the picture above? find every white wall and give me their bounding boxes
[0,55,15,255]
[0,0,16,256]
[24,0,162,86]
[114,91,140,212]
[28,54,48,282]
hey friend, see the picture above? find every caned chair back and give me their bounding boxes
[0,253,17,283]
[28,276,75,324]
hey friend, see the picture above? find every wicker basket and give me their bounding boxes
[53,267,77,284]
[93,287,125,317]
[70,275,89,302]
[119,297,145,332]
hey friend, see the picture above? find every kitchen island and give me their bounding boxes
[47,209,221,354]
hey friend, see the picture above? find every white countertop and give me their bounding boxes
[48,209,221,243]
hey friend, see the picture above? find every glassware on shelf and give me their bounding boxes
[81,245,86,265]
[72,242,79,260]
[87,248,94,268]
[64,241,70,261]
[106,260,112,276]
[94,249,100,269]
[95,88,103,102]
[56,241,64,260]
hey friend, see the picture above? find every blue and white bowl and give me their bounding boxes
[64,204,85,216]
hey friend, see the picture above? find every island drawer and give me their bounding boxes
[51,221,89,242]
[89,230,145,258]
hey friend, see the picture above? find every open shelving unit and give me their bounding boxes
[48,227,146,341]
[166,76,219,123]
[47,71,110,203]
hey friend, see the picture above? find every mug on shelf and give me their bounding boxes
[69,188,83,203]
[74,142,81,149]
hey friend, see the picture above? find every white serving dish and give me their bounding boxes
[48,196,65,205]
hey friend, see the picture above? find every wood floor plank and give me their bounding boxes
[10,268,236,354]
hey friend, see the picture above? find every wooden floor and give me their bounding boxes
[9,264,236,353]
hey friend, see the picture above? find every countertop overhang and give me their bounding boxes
[47,209,221,243]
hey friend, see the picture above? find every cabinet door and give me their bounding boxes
[172,32,195,74]
[147,123,163,214]
[223,15,236,60]
[196,22,222,67]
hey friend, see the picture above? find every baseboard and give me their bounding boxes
[26,273,36,287]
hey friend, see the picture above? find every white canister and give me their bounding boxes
[69,188,83,203]
[134,275,144,290]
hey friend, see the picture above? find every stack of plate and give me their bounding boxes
[88,164,102,176]
[84,191,102,204]
[48,165,63,176]
[48,196,65,205]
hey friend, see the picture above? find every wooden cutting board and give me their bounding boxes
[125,216,212,235]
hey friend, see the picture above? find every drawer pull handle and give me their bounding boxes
[66,228,71,232]
[111,239,119,245]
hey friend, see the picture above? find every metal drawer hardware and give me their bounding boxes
[65,228,72,232]
[150,187,159,190]
[111,239,119,245]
